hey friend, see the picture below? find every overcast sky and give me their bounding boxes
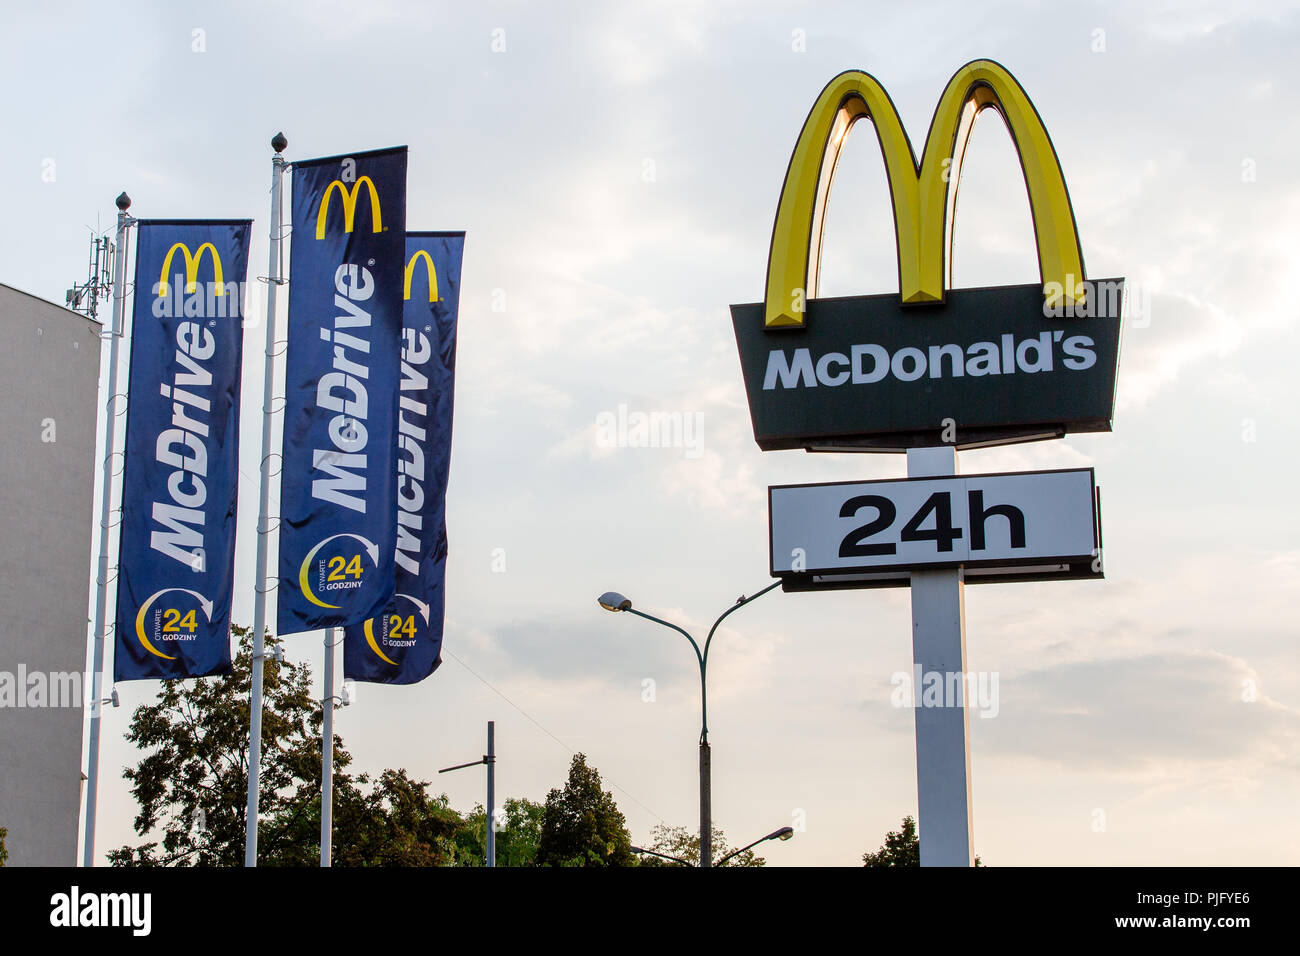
[3,0,1298,865]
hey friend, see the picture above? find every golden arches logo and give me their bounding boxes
[403,249,440,302]
[158,242,225,298]
[765,59,1085,328]
[316,176,383,239]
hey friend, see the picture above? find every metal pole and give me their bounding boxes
[245,133,287,867]
[696,580,778,869]
[631,845,692,866]
[438,732,497,865]
[699,737,711,868]
[320,627,334,867]
[698,653,711,868]
[906,445,974,866]
[81,192,132,868]
[622,581,779,869]
[486,721,495,867]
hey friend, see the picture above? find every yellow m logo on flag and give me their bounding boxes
[158,243,225,298]
[403,250,440,302]
[765,60,1085,328]
[316,176,383,239]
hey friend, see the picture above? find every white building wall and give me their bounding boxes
[0,283,100,866]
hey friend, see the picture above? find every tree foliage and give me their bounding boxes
[638,823,766,867]
[266,767,468,867]
[863,815,982,866]
[107,627,640,867]
[109,626,467,866]
[454,797,546,867]
[536,754,636,867]
[108,626,322,866]
[863,815,921,867]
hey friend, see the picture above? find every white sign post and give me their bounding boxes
[769,456,1102,865]
[907,446,972,867]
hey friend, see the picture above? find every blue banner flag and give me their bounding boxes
[277,146,408,635]
[344,232,462,684]
[113,219,251,681]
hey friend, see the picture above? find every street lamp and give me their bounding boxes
[714,826,794,867]
[631,825,794,868]
[629,845,692,866]
[598,581,781,867]
[597,592,631,612]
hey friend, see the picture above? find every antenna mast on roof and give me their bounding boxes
[65,222,116,319]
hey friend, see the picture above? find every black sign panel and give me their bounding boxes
[731,280,1123,452]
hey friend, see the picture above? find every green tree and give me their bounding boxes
[536,754,636,867]
[454,797,546,867]
[863,815,982,866]
[108,625,472,866]
[638,823,766,867]
[270,767,469,867]
[862,815,920,867]
[108,626,321,865]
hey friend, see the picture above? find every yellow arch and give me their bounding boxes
[403,249,440,302]
[362,617,400,665]
[133,591,179,661]
[764,60,1086,328]
[316,176,383,239]
[158,242,224,298]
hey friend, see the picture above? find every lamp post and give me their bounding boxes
[631,825,794,867]
[714,826,794,866]
[598,581,780,868]
[439,721,496,867]
[630,845,692,866]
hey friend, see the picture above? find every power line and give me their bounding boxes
[442,648,665,823]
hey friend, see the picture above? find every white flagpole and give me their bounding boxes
[81,191,134,868]
[244,132,288,867]
[320,627,335,867]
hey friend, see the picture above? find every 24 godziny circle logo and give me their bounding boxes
[134,587,213,660]
[361,592,430,665]
[298,532,382,610]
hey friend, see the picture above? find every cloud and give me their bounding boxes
[461,612,696,685]
[16,0,1300,866]
[985,650,1300,773]
[1113,291,1243,410]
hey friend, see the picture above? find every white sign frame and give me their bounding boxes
[769,467,1101,590]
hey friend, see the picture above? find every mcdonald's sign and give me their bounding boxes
[157,241,224,297]
[316,176,383,239]
[278,146,407,636]
[732,61,1124,452]
[115,219,252,680]
[403,248,439,301]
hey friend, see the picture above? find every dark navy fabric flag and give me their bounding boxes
[114,219,251,681]
[344,232,462,684]
[277,147,407,636]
